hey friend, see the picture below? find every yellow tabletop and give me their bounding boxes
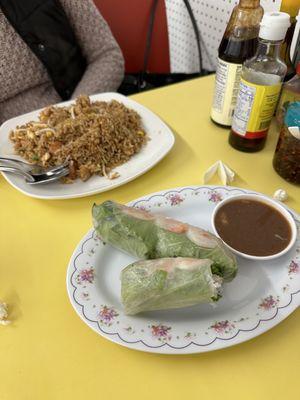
[0,75,299,400]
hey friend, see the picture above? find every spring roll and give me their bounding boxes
[92,200,237,282]
[121,257,223,315]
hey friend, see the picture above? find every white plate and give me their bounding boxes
[0,93,174,200]
[66,186,300,354]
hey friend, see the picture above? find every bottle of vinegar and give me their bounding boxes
[229,12,291,152]
[210,0,264,127]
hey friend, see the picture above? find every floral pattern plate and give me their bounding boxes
[66,186,300,354]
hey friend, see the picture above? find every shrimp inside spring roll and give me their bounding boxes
[92,200,237,282]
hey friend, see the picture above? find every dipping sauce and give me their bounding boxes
[214,199,292,256]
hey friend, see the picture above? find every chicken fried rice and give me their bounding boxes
[9,95,147,182]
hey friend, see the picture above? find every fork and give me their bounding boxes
[0,164,69,184]
[0,156,68,176]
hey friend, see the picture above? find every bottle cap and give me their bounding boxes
[284,101,300,128]
[259,12,291,41]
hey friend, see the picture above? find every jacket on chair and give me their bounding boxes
[0,0,86,100]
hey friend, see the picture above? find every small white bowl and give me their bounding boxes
[211,193,297,261]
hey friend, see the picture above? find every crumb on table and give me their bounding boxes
[0,302,11,325]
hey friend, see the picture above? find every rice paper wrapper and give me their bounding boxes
[92,200,157,259]
[121,258,222,315]
[92,201,237,282]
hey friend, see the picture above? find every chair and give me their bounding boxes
[94,0,170,74]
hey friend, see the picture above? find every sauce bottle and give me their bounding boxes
[290,9,300,69]
[229,12,291,152]
[210,0,264,127]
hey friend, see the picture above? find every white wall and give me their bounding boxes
[165,0,282,72]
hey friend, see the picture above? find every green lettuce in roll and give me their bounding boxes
[92,200,237,282]
[121,258,223,315]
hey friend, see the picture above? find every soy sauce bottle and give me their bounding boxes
[210,0,264,127]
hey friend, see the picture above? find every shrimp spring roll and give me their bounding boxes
[92,200,237,282]
[121,258,223,315]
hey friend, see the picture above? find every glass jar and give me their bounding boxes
[273,101,300,184]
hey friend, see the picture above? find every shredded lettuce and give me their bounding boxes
[121,258,222,315]
[92,200,238,282]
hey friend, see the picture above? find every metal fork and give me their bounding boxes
[0,156,68,176]
[0,164,69,184]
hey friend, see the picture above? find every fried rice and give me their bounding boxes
[9,95,147,182]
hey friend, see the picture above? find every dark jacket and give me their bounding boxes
[0,0,86,100]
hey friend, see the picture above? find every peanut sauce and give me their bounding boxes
[215,199,292,256]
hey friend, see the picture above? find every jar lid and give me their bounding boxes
[284,102,300,127]
[285,102,300,139]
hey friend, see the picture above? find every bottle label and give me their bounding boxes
[211,58,242,125]
[232,78,281,138]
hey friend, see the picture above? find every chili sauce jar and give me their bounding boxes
[273,101,300,184]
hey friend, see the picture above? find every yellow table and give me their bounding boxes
[1,75,299,400]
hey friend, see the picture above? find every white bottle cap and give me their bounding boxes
[259,12,291,41]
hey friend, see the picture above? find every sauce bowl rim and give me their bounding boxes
[211,193,297,261]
